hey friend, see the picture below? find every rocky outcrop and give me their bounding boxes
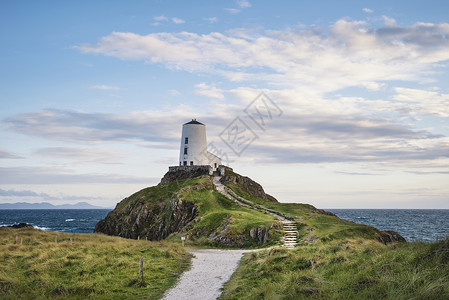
[220,167,278,202]
[377,230,407,244]
[208,217,281,247]
[94,187,199,240]
[160,166,211,184]
[6,223,33,229]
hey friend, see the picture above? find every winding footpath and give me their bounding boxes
[162,249,256,300]
[162,176,299,299]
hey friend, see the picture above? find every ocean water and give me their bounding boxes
[0,209,110,233]
[328,209,449,242]
[1,209,448,242]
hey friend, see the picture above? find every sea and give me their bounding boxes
[0,209,110,233]
[328,209,449,242]
[0,209,448,242]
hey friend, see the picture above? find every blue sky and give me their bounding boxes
[1,0,448,208]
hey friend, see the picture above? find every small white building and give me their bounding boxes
[179,119,222,171]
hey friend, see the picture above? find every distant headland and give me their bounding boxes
[0,202,109,210]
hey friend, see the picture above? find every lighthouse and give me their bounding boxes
[179,119,221,170]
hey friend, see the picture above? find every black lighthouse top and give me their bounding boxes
[184,119,204,125]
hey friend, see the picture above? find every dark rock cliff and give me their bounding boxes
[94,178,204,240]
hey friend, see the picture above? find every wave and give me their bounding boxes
[65,219,76,222]
[33,225,50,231]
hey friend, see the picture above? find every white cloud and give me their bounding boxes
[154,15,168,21]
[194,82,225,99]
[363,8,373,13]
[360,81,385,91]
[169,89,181,96]
[237,0,251,8]
[172,17,185,24]
[382,15,397,26]
[75,19,449,95]
[224,8,240,14]
[393,87,449,117]
[34,147,124,164]
[89,85,120,91]
[204,17,218,24]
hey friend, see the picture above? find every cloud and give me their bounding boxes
[393,87,449,117]
[3,109,182,146]
[0,189,49,197]
[89,85,120,90]
[34,147,124,164]
[74,19,449,94]
[3,104,448,168]
[0,148,23,159]
[171,17,185,24]
[0,166,156,184]
[154,15,168,21]
[194,82,225,99]
[224,8,240,14]
[204,17,218,24]
[169,89,181,96]
[0,188,105,201]
[237,0,251,8]
[362,8,373,13]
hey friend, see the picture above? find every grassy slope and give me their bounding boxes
[223,169,383,242]
[165,177,281,247]
[0,227,190,299]
[220,238,449,299]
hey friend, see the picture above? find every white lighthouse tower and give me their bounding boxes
[179,119,221,171]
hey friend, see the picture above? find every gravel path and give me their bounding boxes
[161,249,255,300]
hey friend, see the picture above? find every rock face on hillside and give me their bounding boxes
[220,167,278,202]
[95,195,198,240]
[94,176,213,240]
[160,166,211,185]
[377,230,407,244]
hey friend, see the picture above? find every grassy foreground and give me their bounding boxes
[0,227,191,299]
[220,237,449,299]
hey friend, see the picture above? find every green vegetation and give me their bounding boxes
[223,170,385,243]
[166,180,282,248]
[220,238,449,299]
[98,174,283,248]
[0,227,191,299]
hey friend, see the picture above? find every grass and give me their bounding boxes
[166,183,282,248]
[0,227,191,299]
[219,238,449,299]
[222,170,386,243]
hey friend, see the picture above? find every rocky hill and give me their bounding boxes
[95,168,405,247]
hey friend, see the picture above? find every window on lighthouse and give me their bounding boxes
[184,147,188,155]
[185,137,188,144]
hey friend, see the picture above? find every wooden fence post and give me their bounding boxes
[139,256,144,282]
[15,235,18,244]
[70,237,73,245]
[55,235,57,244]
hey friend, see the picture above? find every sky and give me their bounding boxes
[1,0,449,209]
